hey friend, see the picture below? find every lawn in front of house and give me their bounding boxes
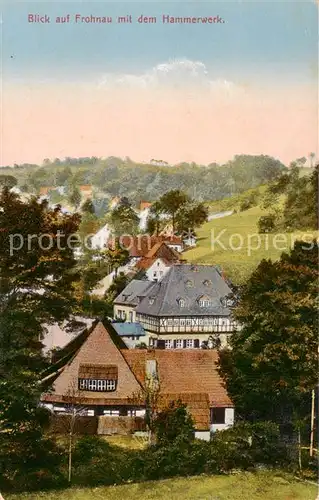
[5,472,317,500]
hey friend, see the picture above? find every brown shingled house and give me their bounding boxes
[41,322,234,440]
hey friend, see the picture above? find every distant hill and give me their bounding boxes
[1,155,287,207]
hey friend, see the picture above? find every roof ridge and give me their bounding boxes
[158,265,176,315]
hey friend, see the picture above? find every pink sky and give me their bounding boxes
[2,80,317,166]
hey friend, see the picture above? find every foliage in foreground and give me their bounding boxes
[219,240,318,424]
[5,471,317,500]
[2,419,305,493]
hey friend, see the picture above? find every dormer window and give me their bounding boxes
[185,279,194,288]
[149,297,155,305]
[78,364,118,392]
[178,298,186,308]
[198,295,212,307]
[221,297,233,307]
[203,279,212,287]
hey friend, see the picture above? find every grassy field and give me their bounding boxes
[5,472,317,500]
[184,204,317,284]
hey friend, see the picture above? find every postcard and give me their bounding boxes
[0,1,318,498]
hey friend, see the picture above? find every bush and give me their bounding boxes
[71,436,136,486]
[212,421,290,469]
[258,214,277,233]
[0,435,66,492]
[153,400,195,448]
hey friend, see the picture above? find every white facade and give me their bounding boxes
[146,258,171,281]
[138,207,151,231]
[211,408,234,433]
[91,224,111,250]
[166,242,184,253]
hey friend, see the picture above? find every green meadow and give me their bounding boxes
[6,472,317,500]
[184,204,317,284]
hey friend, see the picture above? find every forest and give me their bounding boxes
[0,154,287,206]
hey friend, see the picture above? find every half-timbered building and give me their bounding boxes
[133,264,239,348]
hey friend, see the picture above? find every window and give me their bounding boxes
[167,319,173,326]
[211,407,225,424]
[186,339,194,349]
[180,319,186,326]
[129,311,133,322]
[160,271,163,276]
[203,279,212,286]
[186,319,192,326]
[149,297,155,305]
[78,379,117,392]
[199,299,211,308]
[185,279,194,287]
[153,271,157,277]
[178,298,186,308]
[165,339,173,349]
[175,339,183,349]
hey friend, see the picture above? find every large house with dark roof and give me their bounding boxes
[121,264,239,349]
[41,321,234,439]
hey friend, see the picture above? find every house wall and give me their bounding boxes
[167,243,183,253]
[114,304,136,322]
[146,259,171,281]
[195,431,211,441]
[137,314,239,335]
[147,332,231,348]
[211,408,234,433]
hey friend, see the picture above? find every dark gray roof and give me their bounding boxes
[135,264,233,317]
[114,279,153,306]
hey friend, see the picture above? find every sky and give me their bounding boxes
[1,1,318,166]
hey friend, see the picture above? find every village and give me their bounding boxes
[1,1,318,496]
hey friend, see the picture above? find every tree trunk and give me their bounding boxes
[298,426,302,473]
[68,431,72,483]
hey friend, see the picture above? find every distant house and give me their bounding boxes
[109,235,183,262]
[109,196,121,210]
[134,241,182,281]
[139,201,152,211]
[39,186,55,196]
[129,264,239,349]
[79,185,93,200]
[90,224,111,250]
[41,321,234,439]
[112,322,146,348]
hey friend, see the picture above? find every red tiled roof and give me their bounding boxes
[135,257,173,271]
[41,323,233,430]
[123,349,232,407]
[109,236,182,258]
[140,201,152,211]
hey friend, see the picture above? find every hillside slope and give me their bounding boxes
[184,204,317,284]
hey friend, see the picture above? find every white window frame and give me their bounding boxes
[165,339,174,349]
[175,339,183,349]
[186,339,194,349]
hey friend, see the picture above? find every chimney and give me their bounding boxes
[146,359,157,379]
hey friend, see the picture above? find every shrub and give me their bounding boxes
[153,400,195,447]
[71,436,136,486]
[211,421,290,469]
[258,214,277,233]
[0,435,66,492]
